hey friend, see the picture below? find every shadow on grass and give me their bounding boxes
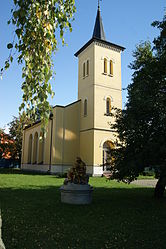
[0,184,166,249]
[0,168,51,176]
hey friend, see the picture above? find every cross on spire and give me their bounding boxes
[98,0,102,9]
[93,0,106,40]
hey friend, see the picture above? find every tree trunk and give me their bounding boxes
[154,174,166,198]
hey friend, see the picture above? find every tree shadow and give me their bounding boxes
[0,168,52,176]
[0,184,166,249]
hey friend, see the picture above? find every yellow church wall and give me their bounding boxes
[93,130,115,166]
[77,42,122,132]
[63,101,80,165]
[93,43,122,129]
[44,119,53,165]
[80,130,94,174]
[21,129,29,163]
[21,120,52,166]
[51,106,64,165]
[77,41,123,175]
[94,44,122,90]
[51,101,80,167]
[78,43,95,131]
[80,128,115,175]
[21,6,124,176]
[78,42,94,96]
[79,86,94,131]
[94,86,122,129]
[22,123,40,164]
[21,101,80,173]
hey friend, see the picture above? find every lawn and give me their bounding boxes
[137,174,155,180]
[0,169,166,249]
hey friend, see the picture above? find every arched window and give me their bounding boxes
[28,134,32,164]
[104,58,107,74]
[84,99,87,116]
[103,141,114,171]
[110,60,113,75]
[86,60,89,76]
[33,132,38,164]
[83,62,86,78]
[106,98,111,115]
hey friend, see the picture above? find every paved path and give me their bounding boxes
[132,179,158,187]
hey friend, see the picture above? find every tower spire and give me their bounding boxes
[92,1,106,40]
[98,0,100,9]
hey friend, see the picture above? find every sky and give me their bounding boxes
[0,0,165,132]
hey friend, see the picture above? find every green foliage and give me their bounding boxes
[0,128,5,159]
[8,113,32,162]
[152,13,166,57]
[7,43,13,49]
[129,41,153,71]
[1,0,76,128]
[110,13,166,185]
[0,129,16,160]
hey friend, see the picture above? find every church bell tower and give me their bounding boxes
[75,3,125,175]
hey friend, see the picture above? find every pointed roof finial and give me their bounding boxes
[98,0,101,9]
[98,0,100,9]
[92,0,106,40]
[75,0,125,57]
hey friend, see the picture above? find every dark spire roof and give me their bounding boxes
[92,5,106,40]
[74,4,125,57]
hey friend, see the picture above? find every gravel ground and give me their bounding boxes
[132,179,158,187]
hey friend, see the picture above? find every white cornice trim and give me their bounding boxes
[95,41,121,53]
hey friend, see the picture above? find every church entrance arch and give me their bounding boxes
[102,141,114,171]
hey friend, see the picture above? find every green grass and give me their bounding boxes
[0,169,166,249]
[137,174,155,180]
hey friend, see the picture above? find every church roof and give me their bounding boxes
[92,5,106,40]
[74,37,125,57]
[75,5,125,57]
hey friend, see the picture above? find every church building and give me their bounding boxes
[21,4,125,176]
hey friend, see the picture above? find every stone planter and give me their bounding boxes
[60,183,93,205]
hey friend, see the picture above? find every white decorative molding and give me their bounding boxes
[103,95,113,102]
[94,84,122,91]
[99,138,114,148]
[95,41,121,53]
[101,55,109,60]
[101,56,115,63]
